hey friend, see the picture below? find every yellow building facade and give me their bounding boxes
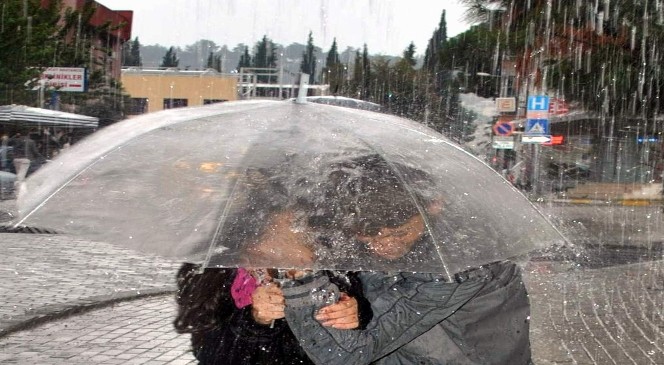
[121,68,239,114]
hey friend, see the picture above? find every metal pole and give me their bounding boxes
[296,73,309,104]
[38,80,44,108]
[169,82,174,108]
[278,49,284,99]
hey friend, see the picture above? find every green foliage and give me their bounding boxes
[322,39,345,94]
[160,46,179,68]
[423,9,448,72]
[401,42,417,68]
[252,35,278,83]
[0,0,130,126]
[237,46,251,69]
[300,32,317,84]
[0,0,62,105]
[123,37,142,67]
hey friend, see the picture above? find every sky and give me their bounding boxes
[97,0,473,56]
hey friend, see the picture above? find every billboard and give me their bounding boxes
[41,67,87,92]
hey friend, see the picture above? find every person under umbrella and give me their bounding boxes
[173,168,372,365]
[282,154,533,365]
[9,129,43,183]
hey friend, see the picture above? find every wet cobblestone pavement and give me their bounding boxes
[0,296,194,364]
[525,260,664,365]
[0,233,179,336]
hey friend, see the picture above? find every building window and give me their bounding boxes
[164,98,188,109]
[128,98,148,115]
[203,99,227,105]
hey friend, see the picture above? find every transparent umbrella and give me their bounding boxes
[12,99,567,277]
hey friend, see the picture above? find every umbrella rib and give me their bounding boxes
[203,171,246,268]
[13,150,118,226]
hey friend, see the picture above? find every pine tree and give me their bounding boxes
[300,31,317,84]
[206,51,214,69]
[130,37,142,66]
[360,44,371,99]
[350,49,362,97]
[237,46,251,70]
[323,38,344,94]
[160,46,179,68]
[423,10,447,72]
[402,42,417,68]
[252,35,277,83]
[122,37,142,66]
[213,54,222,72]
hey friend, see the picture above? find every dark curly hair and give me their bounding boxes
[307,153,435,237]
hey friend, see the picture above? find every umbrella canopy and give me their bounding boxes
[0,104,99,128]
[13,100,566,276]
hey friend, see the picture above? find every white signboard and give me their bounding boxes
[492,136,515,149]
[41,67,86,92]
[495,97,516,113]
[522,135,552,143]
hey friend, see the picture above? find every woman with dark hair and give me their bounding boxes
[282,154,533,365]
[173,168,372,365]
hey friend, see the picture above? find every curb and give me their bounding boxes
[0,287,176,339]
[538,198,664,206]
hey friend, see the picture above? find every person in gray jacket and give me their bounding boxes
[282,154,532,365]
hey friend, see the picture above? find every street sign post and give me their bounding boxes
[495,97,516,113]
[40,67,87,92]
[526,96,549,119]
[525,119,549,135]
[493,121,514,136]
[522,135,552,143]
[492,136,515,149]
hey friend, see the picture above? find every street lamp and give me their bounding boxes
[169,82,174,109]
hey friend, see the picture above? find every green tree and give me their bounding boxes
[300,31,317,84]
[438,24,500,98]
[360,44,371,99]
[348,50,362,98]
[423,10,447,72]
[402,42,417,67]
[185,39,219,69]
[0,0,62,105]
[252,35,277,83]
[323,38,345,94]
[122,37,142,66]
[206,51,214,69]
[237,46,251,70]
[0,0,131,126]
[160,46,179,68]
[205,51,222,72]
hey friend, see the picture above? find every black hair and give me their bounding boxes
[308,154,434,237]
